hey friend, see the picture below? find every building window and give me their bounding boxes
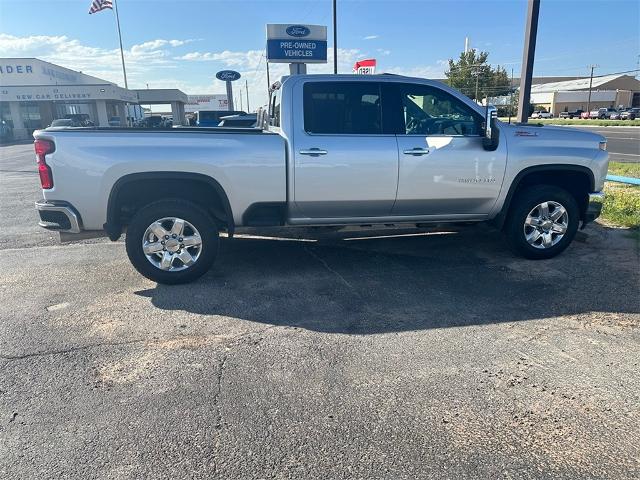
[20,103,42,130]
[0,103,12,128]
[55,103,92,118]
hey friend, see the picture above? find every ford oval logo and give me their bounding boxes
[286,25,310,37]
[216,70,241,81]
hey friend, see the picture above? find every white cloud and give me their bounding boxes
[363,35,379,40]
[384,60,449,79]
[132,39,196,52]
[377,48,391,56]
[0,33,195,87]
[177,49,265,68]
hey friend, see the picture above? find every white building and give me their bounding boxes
[528,74,640,114]
[0,58,190,140]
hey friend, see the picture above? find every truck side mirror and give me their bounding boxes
[483,105,499,151]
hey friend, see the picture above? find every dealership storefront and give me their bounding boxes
[0,58,141,140]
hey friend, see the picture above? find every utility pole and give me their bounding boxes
[509,67,514,124]
[332,0,338,74]
[517,0,541,123]
[474,68,480,103]
[586,64,598,114]
[266,61,271,99]
[245,80,250,112]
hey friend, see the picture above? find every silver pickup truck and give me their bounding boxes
[34,74,608,284]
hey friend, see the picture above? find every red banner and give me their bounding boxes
[353,59,376,75]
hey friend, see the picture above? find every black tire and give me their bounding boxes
[125,199,219,284]
[505,185,579,260]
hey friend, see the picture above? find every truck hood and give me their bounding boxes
[499,122,606,150]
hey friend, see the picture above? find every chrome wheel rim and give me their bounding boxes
[142,217,202,271]
[524,201,568,249]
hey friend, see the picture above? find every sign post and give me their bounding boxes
[266,24,327,76]
[216,70,241,111]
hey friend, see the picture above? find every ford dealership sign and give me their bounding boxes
[216,70,241,82]
[266,24,328,64]
[286,25,311,37]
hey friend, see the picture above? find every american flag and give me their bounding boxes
[88,0,113,14]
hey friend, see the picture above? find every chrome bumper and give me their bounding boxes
[583,191,605,226]
[35,200,81,233]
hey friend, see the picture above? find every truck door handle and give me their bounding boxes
[403,148,430,156]
[299,148,328,156]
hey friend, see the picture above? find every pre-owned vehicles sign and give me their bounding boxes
[266,24,327,63]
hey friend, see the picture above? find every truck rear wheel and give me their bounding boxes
[505,185,579,260]
[125,199,219,284]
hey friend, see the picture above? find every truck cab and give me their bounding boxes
[270,75,505,221]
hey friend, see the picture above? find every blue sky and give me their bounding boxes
[1,0,638,109]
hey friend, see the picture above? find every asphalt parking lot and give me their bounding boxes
[1,141,639,479]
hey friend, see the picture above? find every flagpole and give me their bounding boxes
[112,0,128,89]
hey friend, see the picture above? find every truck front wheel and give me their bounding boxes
[125,199,219,284]
[505,185,579,260]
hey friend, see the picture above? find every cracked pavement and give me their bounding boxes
[1,142,639,479]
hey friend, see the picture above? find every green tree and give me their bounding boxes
[445,50,511,101]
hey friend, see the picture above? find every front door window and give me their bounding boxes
[400,85,482,136]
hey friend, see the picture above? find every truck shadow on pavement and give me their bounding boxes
[135,225,639,334]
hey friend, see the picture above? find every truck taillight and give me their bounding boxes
[34,139,55,189]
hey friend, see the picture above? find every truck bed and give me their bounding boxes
[35,127,287,230]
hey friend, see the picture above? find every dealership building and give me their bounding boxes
[529,74,640,114]
[0,58,196,140]
[488,74,640,114]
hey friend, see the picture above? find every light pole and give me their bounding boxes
[586,64,598,114]
[245,80,250,112]
[474,68,480,103]
[332,0,338,74]
[509,68,514,124]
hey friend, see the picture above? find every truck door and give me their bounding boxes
[292,81,399,218]
[390,83,507,216]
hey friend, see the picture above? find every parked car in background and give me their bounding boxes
[63,114,94,127]
[218,113,258,128]
[196,110,246,127]
[580,111,590,119]
[620,107,640,120]
[589,108,608,119]
[49,119,77,128]
[603,108,619,119]
[558,109,584,119]
[531,110,552,119]
[50,117,95,128]
[137,116,166,128]
[608,110,622,120]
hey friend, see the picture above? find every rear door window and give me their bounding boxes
[303,82,382,134]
